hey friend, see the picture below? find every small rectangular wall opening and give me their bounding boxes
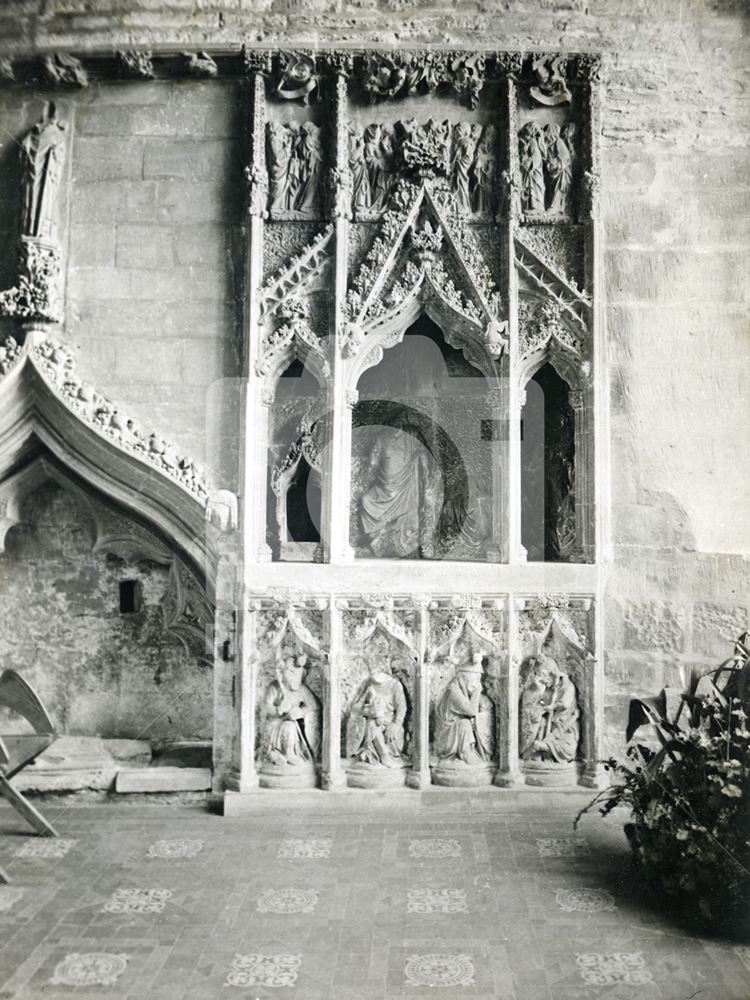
[119,579,142,614]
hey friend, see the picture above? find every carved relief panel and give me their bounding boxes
[253,600,326,788]
[426,599,505,786]
[339,599,417,788]
[515,595,595,786]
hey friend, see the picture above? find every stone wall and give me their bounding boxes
[0,481,212,741]
[0,1,748,759]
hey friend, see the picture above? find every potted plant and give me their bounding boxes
[577,633,750,934]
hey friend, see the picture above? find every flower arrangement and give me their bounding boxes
[577,633,750,932]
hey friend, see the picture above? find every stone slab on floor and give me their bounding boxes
[115,767,211,793]
[0,799,748,1000]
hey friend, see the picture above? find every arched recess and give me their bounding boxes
[0,346,215,581]
[265,356,327,562]
[349,312,504,561]
[0,453,215,743]
[521,357,593,563]
[0,452,214,658]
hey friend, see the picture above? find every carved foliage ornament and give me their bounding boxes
[0,241,63,324]
[0,335,22,376]
[117,51,155,79]
[32,340,209,502]
[518,298,581,361]
[362,51,486,109]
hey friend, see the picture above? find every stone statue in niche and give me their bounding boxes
[20,102,67,241]
[267,123,296,213]
[259,652,321,787]
[543,123,574,214]
[518,120,577,216]
[546,401,575,561]
[359,420,434,558]
[266,122,322,216]
[347,655,409,787]
[363,124,396,213]
[450,123,480,214]
[519,122,546,214]
[348,124,371,214]
[520,653,580,785]
[471,125,497,215]
[432,650,495,786]
[296,122,322,214]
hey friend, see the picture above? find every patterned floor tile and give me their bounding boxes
[404,952,475,988]
[407,888,468,913]
[0,802,743,1000]
[50,951,129,987]
[575,951,653,985]
[225,953,302,988]
[102,888,172,914]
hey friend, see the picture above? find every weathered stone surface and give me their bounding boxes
[692,602,748,658]
[115,766,211,792]
[0,482,211,743]
[623,600,687,654]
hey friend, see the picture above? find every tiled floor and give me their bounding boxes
[0,797,748,1000]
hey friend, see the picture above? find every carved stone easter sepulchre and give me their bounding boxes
[0,48,606,803]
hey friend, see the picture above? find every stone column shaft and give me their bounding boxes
[321,596,346,789]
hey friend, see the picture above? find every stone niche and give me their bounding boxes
[0,467,213,744]
[253,602,326,788]
[516,595,595,787]
[427,602,505,786]
[340,602,417,788]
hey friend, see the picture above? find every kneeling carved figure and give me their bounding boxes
[520,654,579,764]
[351,659,408,768]
[434,652,495,766]
[262,653,321,768]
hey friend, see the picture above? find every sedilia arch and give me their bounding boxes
[0,333,222,589]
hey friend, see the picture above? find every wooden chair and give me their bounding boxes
[0,670,59,882]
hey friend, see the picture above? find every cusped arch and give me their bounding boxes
[519,348,583,396]
[350,296,502,390]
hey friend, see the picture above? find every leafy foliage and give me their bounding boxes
[577,633,750,929]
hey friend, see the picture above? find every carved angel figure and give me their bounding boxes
[518,121,546,214]
[349,123,371,215]
[543,123,573,214]
[267,123,296,213]
[434,652,495,764]
[450,122,479,214]
[520,654,579,763]
[471,125,497,216]
[295,122,322,214]
[262,653,321,766]
[20,103,67,241]
[363,124,395,213]
[351,659,407,767]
